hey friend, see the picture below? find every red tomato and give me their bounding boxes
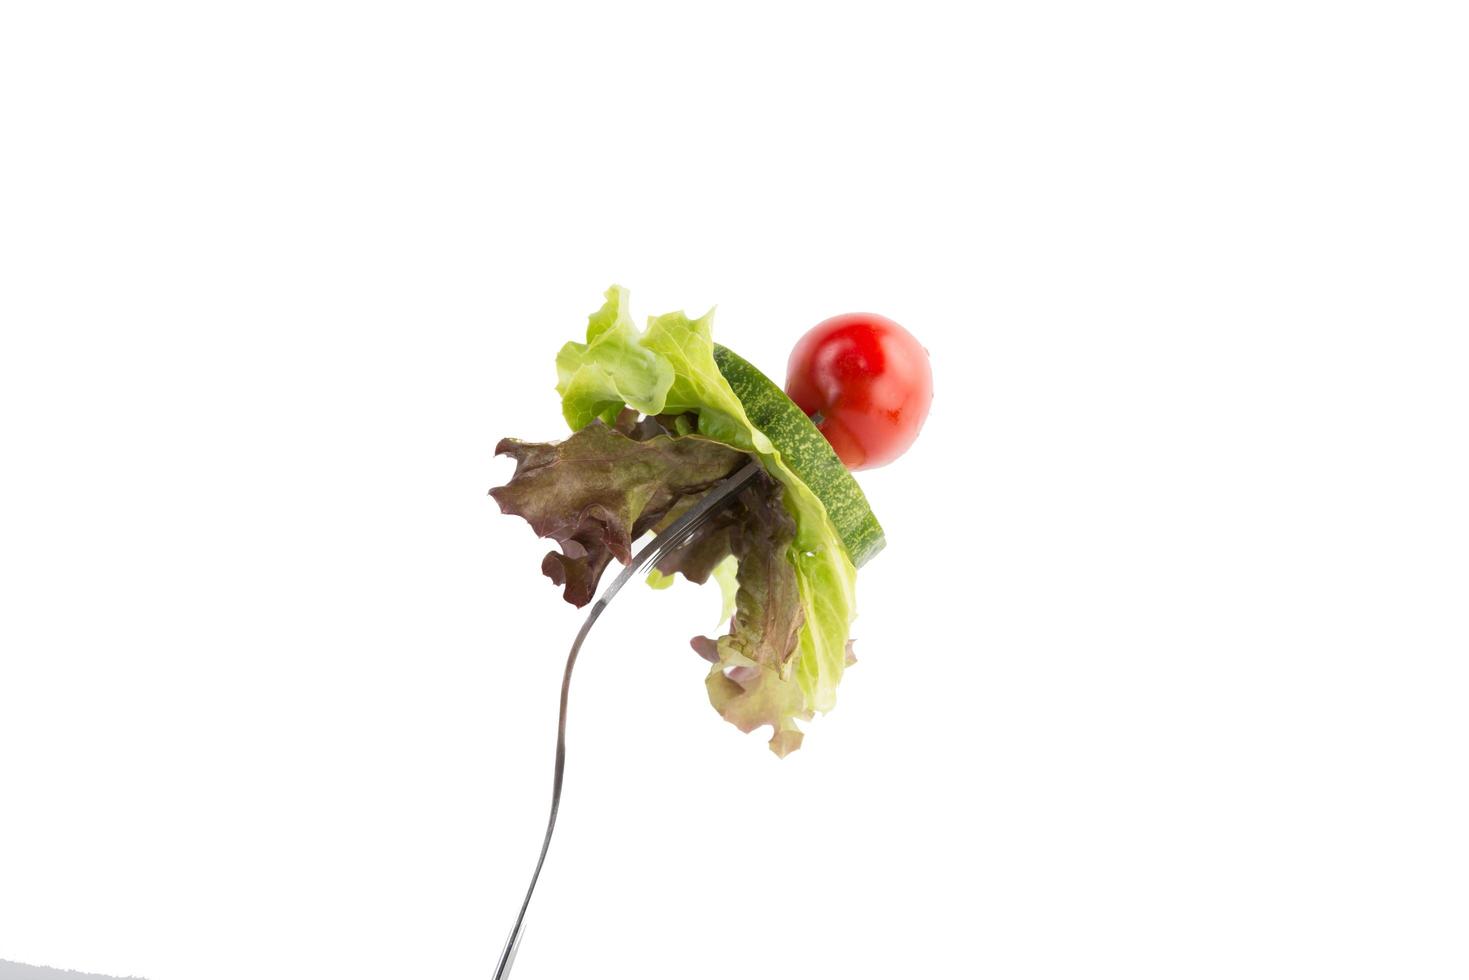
[785,313,932,470]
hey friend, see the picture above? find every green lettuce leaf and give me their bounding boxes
[555,286,675,430]
[711,555,739,625]
[644,568,677,590]
[547,286,860,755]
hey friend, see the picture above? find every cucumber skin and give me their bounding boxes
[713,344,885,567]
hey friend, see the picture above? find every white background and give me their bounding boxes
[2,3,1466,979]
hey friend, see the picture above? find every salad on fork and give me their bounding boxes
[489,286,932,975]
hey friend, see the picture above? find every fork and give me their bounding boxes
[492,459,763,979]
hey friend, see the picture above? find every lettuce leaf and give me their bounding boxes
[491,421,822,758]
[555,286,675,430]
[711,554,739,624]
[491,422,746,606]
[543,286,860,755]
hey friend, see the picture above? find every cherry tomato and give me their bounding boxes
[784,313,932,470]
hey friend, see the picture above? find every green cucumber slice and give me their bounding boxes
[713,344,885,566]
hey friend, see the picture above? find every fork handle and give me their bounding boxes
[492,460,762,979]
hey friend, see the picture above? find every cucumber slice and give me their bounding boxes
[713,344,885,566]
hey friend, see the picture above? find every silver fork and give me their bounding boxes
[492,459,763,979]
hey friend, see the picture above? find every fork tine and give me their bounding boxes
[638,461,761,575]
